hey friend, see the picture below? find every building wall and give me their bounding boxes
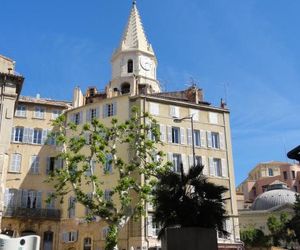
[238,162,300,204]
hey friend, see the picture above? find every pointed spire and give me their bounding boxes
[116,3,154,55]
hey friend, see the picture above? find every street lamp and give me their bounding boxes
[173,115,196,168]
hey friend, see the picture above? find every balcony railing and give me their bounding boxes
[3,207,61,220]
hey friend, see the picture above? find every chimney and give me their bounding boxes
[73,86,84,108]
[36,93,40,99]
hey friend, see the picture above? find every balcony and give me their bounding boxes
[3,207,61,220]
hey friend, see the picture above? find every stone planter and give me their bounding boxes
[161,227,218,250]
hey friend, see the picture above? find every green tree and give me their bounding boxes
[152,163,228,237]
[267,213,295,248]
[288,194,300,245]
[240,227,270,248]
[47,108,170,250]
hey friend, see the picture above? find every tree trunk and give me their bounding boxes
[105,224,118,250]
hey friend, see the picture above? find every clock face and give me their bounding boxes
[140,56,152,71]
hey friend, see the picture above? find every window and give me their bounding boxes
[13,127,24,142]
[62,231,78,243]
[15,105,26,117]
[9,153,22,173]
[86,160,96,176]
[169,106,179,118]
[21,190,42,208]
[103,103,117,118]
[147,214,160,237]
[294,186,298,192]
[90,108,97,120]
[52,110,61,120]
[172,154,182,173]
[4,188,18,208]
[83,237,92,250]
[149,123,160,141]
[213,158,222,177]
[74,112,81,125]
[149,102,159,116]
[127,59,133,73]
[172,127,180,144]
[193,130,201,147]
[268,168,274,177]
[46,157,63,174]
[30,155,39,174]
[211,132,220,149]
[208,112,218,124]
[195,156,202,167]
[104,154,113,174]
[121,82,130,94]
[46,192,55,209]
[33,128,42,144]
[34,106,45,119]
[292,171,296,179]
[104,190,112,201]
[68,197,76,218]
[283,171,288,180]
[102,227,109,239]
[209,158,226,177]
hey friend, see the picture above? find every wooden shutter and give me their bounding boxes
[209,157,215,176]
[28,128,34,144]
[200,130,206,147]
[188,155,193,168]
[167,126,172,143]
[103,104,107,118]
[4,189,9,207]
[36,191,42,208]
[207,131,212,148]
[147,215,153,237]
[189,109,199,121]
[11,127,15,142]
[221,159,228,178]
[187,128,192,145]
[42,129,48,144]
[220,132,225,150]
[16,154,21,172]
[160,124,166,142]
[167,153,173,163]
[96,107,100,118]
[180,127,185,144]
[62,232,68,243]
[202,156,208,175]
[86,109,91,122]
[181,154,189,174]
[21,189,28,208]
[113,102,117,116]
[46,157,51,174]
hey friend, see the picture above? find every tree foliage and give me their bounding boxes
[288,194,300,245]
[152,163,228,238]
[46,108,170,250]
[240,227,270,248]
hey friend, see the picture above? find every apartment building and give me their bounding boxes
[237,161,300,207]
[0,2,242,250]
[0,55,24,228]
[2,95,70,249]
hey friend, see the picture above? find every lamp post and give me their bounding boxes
[173,115,195,168]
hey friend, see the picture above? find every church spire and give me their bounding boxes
[114,2,154,55]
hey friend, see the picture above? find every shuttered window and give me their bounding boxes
[30,155,39,174]
[9,153,22,173]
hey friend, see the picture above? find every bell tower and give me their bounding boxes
[108,2,161,96]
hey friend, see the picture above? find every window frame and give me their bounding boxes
[33,128,43,144]
[34,106,45,119]
[171,127,180,144]
[15,104,27,117]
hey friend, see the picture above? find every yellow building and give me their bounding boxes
[0,55,24,229]
[2,2,242,250]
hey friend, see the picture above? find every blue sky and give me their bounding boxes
[1,0,300,184]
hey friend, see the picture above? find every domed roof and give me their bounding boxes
[252,187,297,211]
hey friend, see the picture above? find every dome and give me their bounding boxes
[251,188,297,210]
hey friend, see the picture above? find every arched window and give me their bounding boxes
[121,82,131,94]
[127,59,133,73]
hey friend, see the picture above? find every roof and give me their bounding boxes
[251,188,297,211]
[18,96,72,108]
[113,2,154,56]
[0,54,14,62]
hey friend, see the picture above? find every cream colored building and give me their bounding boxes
[1,2,242,250]
[2,95,70,248]
[0,55,24,228]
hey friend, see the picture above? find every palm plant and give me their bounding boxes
[152,163,228,238]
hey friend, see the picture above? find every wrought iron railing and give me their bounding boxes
[3,207,61,220]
